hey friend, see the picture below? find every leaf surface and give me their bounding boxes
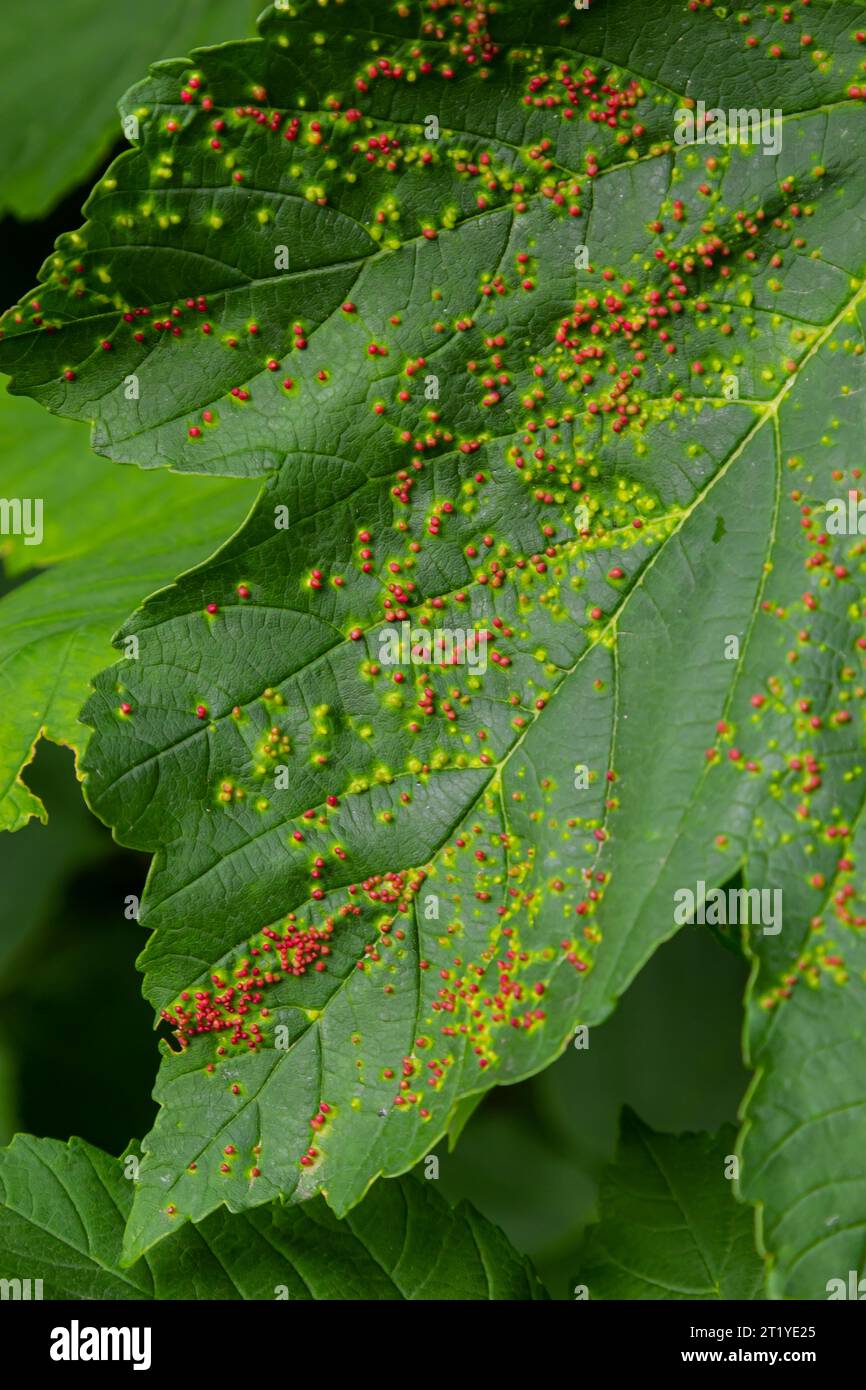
[1,0,865,1286]
[738,812,866,1298]
[0,1133,542,1298]
[577,1110,764,1300]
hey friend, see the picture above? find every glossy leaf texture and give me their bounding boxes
[1,0,262,220]
[0,1134,542,1298]
[0,391,256,830]
[1,0,865,1287]
[577,1111,764,1300]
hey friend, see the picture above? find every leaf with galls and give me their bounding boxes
[2,0,866,1289]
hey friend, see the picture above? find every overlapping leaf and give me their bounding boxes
[0,1134,542,1298]
[1,0,865,1289]
[578,1111,764,1300]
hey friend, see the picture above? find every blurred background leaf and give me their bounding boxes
[1,0,263,221]
[0,392,258,830]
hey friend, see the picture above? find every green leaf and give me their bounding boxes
[0,1133,544,1299]
[1,0,262,220]
[0,392,257,831]
[1,0,865,1287]
[577,1111,765,1300]
[738,813,866,1299]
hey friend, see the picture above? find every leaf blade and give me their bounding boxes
[577,1111,765,1301]
[2,0,865,1291]
[0,1133,544,1299]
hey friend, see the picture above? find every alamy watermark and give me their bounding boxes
[378,620,488,673]
[673,881,782,935]
[0,497,43,545]
[674,101,782,157]
[50,1321,151,1370]
[0,1277,42,1299]
[826,1271,866,1299]
[825,491,866,535]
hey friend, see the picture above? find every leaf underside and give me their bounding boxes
[1,0,865,1290]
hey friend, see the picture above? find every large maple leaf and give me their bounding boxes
[1,0,865,1290]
